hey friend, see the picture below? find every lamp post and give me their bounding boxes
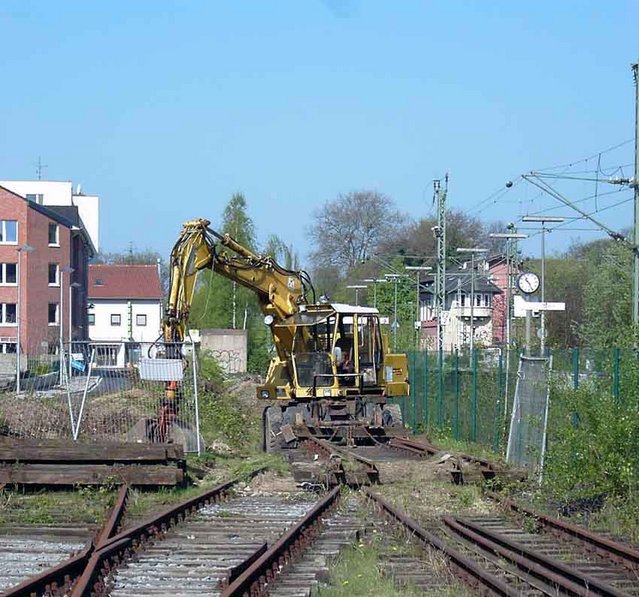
[346,284,367,306]
[521,216,564,356]
[16,244,34,394]
[405,266,432,349]
[59,266,74,385]
[385,274,401,350]
[68,282,81,381]
[456,248,488,353]
[362,278,386,308]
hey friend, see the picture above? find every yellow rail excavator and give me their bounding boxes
[159,218,409,451]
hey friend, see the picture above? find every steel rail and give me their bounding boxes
[221,486,341,597]
[363,488,519,596]
[302,434,379,485]
[390,436,497,482]
[70,474,247,596]
[1,485,129,597]
[487,491,639,572]
[443,516,626,597]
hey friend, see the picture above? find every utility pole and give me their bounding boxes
[433,176,447,352]
[632,61,639,327]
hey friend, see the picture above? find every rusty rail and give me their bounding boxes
[1,485,129,597]
[70,475,244,596]
[487,491,639,572]
[303,435,379,486]
[443,516,626,597]
[389,436,497,481]
[221,486,341,597]
[363,488,518,596]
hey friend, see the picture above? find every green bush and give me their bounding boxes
[544,376,639,502]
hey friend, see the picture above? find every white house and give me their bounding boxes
[88,264,163,367]
[0,180,100,252]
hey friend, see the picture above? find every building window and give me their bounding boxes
[0,220,17,245]
[0,343,17,354]
[48,263,60,286]
[111,314,121,326]
[0,303,16,324]
[48,303,59,325]
[475,294,482,307]
[0,263,17,285]
[483,294,490,307]
[26,193,44,205]
[136,314,147,326]
[48,223,59,246]
[88,313,95,325]
[460,294,466,307]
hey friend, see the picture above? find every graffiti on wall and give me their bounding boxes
[210,349,243,374]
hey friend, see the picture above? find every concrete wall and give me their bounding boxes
[200,328,247,374]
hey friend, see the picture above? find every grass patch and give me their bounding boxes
[0,486,116,527]
[318,543,421,596]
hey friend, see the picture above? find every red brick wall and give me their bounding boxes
[490,261,508,344]
[0,187,73,354]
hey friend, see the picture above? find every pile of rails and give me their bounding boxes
[0,438,185,487]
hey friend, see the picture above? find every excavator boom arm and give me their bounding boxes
[163,218,311,346]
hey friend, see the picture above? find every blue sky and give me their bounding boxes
[1,1,638,262]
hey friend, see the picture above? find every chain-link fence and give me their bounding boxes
[397,347,639,468]
[0,340,201,453]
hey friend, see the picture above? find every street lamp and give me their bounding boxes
[456,248,488,353]
[59,266,74,385]
[385,274,401,350]
[362,278,386,308]
[346,284,367,306]
[405,266,432,349]
[68,282,81,381]
[15,244,34,394]
[521,216,564,356]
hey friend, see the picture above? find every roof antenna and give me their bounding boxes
[35,156,47,180]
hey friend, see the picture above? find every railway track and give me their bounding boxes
[366,488,639,596]
[5,435,639,596]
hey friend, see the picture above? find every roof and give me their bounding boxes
[0,185,75,228]
[420,272,502,296]
[88,264,163,300]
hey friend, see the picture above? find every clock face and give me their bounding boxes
[517,272,540,294]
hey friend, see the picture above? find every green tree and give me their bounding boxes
[580,241,634,346]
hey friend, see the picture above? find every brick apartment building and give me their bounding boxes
[0,185,95,357]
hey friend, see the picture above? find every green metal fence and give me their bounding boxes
[395,347,638,455]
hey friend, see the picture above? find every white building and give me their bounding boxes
[0,180,100,252]
[88,264,163,367]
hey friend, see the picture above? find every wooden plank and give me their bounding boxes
[0,463,184,486]
[0,439,184,463]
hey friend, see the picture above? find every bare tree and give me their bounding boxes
[309,190,406,273]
